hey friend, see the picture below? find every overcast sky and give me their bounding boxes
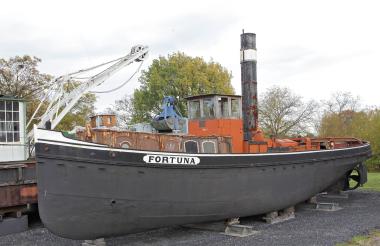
[1,0,379,112]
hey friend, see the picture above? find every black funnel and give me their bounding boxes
[240,32,258,141]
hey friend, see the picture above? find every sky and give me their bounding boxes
[1,0,379,112]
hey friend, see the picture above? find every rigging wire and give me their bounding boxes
[90,61,144,94]
[28,54,142,127]
[26,83,56,128]
[65,56,124,77]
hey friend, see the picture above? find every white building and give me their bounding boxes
[0,95,27,162]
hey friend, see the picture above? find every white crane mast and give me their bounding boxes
[27,45,149,140]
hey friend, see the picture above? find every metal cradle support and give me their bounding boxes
[82,238,106,246]
[263,206,296,224]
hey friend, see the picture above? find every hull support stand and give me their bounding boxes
[223,224,259,237]
[226,217,240,225]
[315,202,342,212]
[263,206,295,224]
[307,196,318,204]
[184,217,259,237]
[82,238,106,246]
[320,191,349,199]
[223,217,258,237]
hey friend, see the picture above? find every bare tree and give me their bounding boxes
[106,95,133,127]
[259,86,318,137]
[323,91,360,114]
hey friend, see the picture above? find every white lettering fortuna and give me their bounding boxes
[143,154,200,165]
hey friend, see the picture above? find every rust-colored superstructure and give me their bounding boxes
[90,114,117,128]
[77,120,233,154]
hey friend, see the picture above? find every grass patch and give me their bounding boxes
[365,158,380,172]
[337,230,380,245]
[360,172,380,192]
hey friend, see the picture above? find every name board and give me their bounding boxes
[143,154,200,165]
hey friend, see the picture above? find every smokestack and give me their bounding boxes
[240,32,258,141]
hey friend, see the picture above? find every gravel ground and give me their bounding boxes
[1,190,380,246]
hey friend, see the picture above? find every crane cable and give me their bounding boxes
[89,60,144,94]
[66,56,125,78]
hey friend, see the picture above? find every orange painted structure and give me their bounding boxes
[186,94,244,153]
[188,119,243,153]
[185,94,363,153]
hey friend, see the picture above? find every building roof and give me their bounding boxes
[0,95,26,102]
[90,114,116,118]
[185,93,241,100]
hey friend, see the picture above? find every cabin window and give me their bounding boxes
[95,116,103,127]
[120,141,131,149]
[0,101,20,143]
[164,141,180,152]
[231,98,240,118]
[189,100,201,119]
[218,97,229,118]
[203,98,215,118]
[202,141,216,153]
[219,141,231,153]
[184,140,198,153]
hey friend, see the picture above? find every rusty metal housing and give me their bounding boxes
[77,128,232,154]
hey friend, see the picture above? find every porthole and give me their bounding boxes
[120,141,131,149]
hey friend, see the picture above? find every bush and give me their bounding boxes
[366,157,380,172]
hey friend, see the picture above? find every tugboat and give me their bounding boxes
[34,32,371,240]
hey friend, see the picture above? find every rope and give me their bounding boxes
[66,56,124,77]
[90,61,144,94]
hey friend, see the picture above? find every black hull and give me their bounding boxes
[35,133,371,240]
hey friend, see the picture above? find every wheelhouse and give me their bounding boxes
[186,94,242,120]
[186,94,243,153]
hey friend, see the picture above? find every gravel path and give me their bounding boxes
[1,190,379,246]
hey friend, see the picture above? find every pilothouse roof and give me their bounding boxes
[185,94,241,100]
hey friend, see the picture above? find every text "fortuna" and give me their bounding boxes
[143,154,200,165]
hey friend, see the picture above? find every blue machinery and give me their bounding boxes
[151,96,185,132]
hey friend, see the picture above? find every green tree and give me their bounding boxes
[318,91,364,137]
[319,109,380,154]
[0,56,53,122]
[366,109,380,160]
[0,55,52,99]
[318,92,380,168]
[130,52,234,123]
